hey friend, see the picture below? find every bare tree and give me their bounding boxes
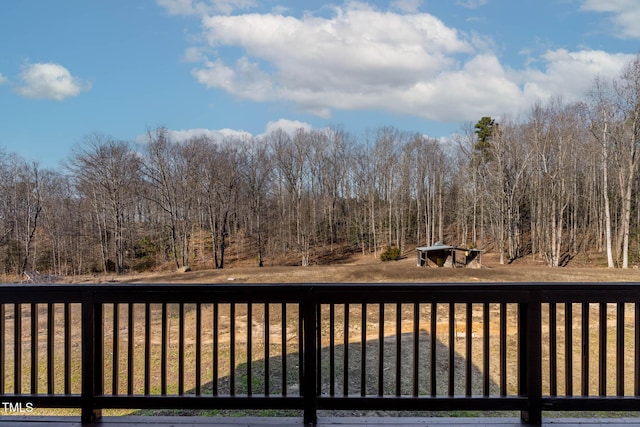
[589,77,617,267]
[143,127,184,269]
[587,57,640,268]
[68,134,140,274]
[210,141,242,269]
[271,129,312,265]
[611,56,640,268]
[19,162,43,275]
[239,139,272,266]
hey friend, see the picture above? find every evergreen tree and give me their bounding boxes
[474,116,496,162]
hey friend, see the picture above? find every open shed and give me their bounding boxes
[416,242,482,268]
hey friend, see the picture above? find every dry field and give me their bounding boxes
[68,252,640,285]
[4,254,640,418]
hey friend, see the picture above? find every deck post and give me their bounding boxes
[81,291,103,423]
[519,292,542,425]
[302,289,318,425]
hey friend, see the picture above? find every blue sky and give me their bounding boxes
[0,0,639,168]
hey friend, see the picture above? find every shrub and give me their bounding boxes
[380,246,401,261]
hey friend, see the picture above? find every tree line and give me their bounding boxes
[2,56,640,277]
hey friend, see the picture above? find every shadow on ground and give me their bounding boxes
[133,330,506,418]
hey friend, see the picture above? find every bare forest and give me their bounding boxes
[2,56,640,277]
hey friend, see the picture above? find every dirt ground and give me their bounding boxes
[65,251,640,285]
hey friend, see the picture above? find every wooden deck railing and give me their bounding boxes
[1,283,640,425]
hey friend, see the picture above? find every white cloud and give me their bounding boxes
[179,2,633,122]
[183,46,206,63]
[262,119,312,136]
[193,57,272,101]
[17,63,88,100]
[166,127,253,142]
[515,49,634,105]
[144,119,313,144]
[0,72,7,84]
[408,54,524,120]
[581,0,640,39]
[193,3,473,118]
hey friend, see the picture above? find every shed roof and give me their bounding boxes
[416,244,456,252]
[416,242,482,252]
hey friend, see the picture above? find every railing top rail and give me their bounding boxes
[1,281,640,303]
